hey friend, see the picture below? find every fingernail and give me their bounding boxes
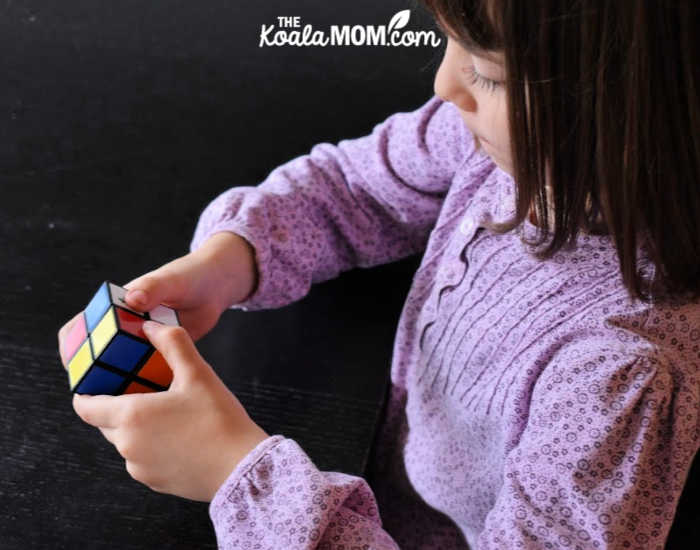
[127,289,148,305]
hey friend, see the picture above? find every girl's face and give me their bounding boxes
[434,35,512,175]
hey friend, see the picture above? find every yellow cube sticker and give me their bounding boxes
[90,307,118,358]
[68,340,93,389]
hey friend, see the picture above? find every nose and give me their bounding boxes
[433,40,477,112]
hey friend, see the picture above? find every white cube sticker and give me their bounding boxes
[149,304,179,326]
[108,283,146,317]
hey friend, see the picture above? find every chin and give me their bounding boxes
[492,157,512,176]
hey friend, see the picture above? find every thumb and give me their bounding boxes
[141,320,209,387]
[123,269,183,313]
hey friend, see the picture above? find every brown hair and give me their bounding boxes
[417,0,700,304]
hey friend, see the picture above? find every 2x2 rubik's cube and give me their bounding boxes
[63,282,180,395]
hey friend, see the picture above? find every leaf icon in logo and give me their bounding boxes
[388,10,411,33]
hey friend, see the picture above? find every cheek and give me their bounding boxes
[486,111,510,152]
[485,112,514,170]
[488,98,509,140]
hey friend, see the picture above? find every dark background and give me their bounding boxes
[0,1,438,548]
[0,1,696,548]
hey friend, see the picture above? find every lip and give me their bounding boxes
[457,116,489,145]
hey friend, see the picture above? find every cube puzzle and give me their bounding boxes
[63,281,180,395]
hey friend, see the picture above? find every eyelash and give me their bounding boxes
[464,65,501,93]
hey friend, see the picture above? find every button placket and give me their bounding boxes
[421,213,482,348]
[459,216,476,238]
[438,215,476,284]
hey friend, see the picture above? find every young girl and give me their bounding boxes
[58,0,700,548]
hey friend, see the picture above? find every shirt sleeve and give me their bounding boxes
[208,435,400,549]
[476,347,700,550]
[190,95,476,311]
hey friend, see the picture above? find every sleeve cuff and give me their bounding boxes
[209,434,286,518]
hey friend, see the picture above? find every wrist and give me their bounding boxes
[210,425,269,502]
[195,232,259,311]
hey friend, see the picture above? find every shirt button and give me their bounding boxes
[459,217,476,236]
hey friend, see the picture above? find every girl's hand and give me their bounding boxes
[122,232,258,341]
[57,232,258,354]
[71,320,269,502]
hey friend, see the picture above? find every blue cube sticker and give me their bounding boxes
[76,366,125,395]
[84,282,111,332]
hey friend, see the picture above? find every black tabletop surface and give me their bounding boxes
[1,1,697,548]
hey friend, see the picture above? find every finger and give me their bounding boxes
[175,304,220,342]
[72,393,120,429]
[57,311,84,366]
[98,426,117,446]
[123,268,184,313]
[141,321,208,385]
